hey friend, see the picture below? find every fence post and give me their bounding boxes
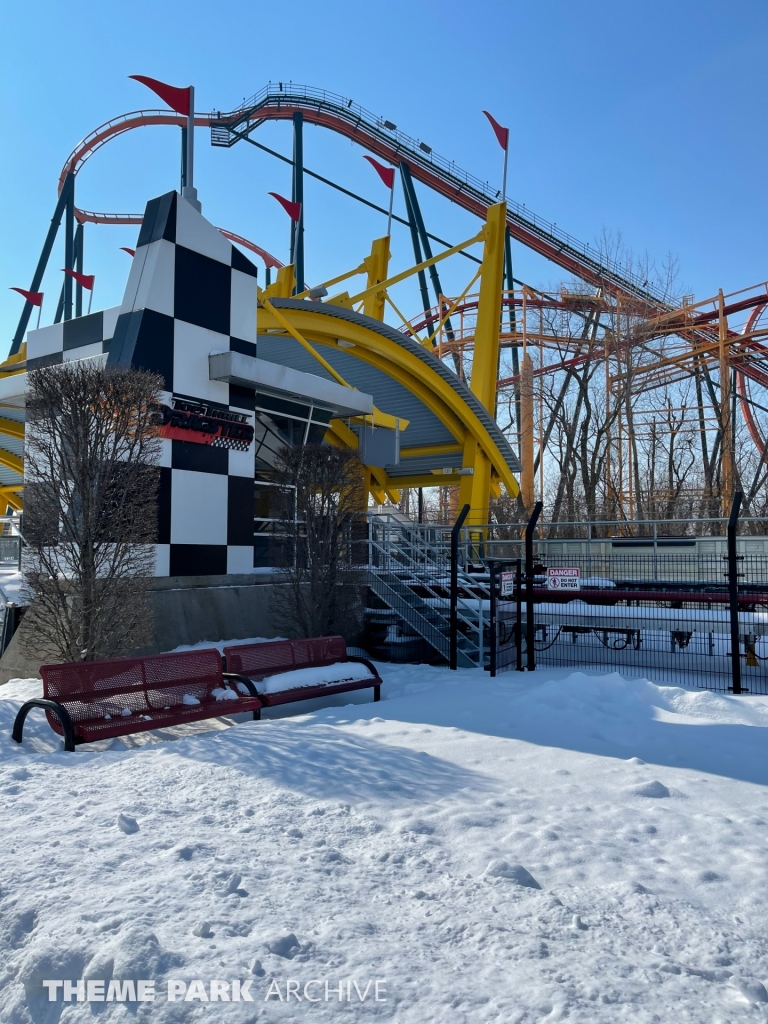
[727,491,743,694]
[525,502,543,671]
[449,503,471,670]
[488,561,497,677]
[515,556,523,672]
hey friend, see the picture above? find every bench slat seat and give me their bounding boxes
[12,648,262,751]
[224,637,381,707]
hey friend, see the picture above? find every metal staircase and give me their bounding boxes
[366,512,490,668]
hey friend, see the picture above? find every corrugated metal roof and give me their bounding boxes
[267,301,521,475]
[0,465,22,486]
[257,336,454,450]
[0,437,24,458]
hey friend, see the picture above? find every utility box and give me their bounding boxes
[358,424,400,468]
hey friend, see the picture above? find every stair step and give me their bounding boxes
[210,126,234,147]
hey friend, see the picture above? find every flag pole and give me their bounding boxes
[182,85,201,211]
[37,301,42,329]
[387,181,394,236]
[502,143,509,199]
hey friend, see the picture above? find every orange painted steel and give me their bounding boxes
[57,109,283,269]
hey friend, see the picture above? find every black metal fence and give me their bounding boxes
[490,493,768,693]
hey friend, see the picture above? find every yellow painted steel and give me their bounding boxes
[0,487,22,511]
[0,449,23,475]
[256,212,520,520]
[261,298,407,432]
[459,202,507,525]
[362,237,390,322]
[258,304,519,503]
[295,261,366,301]
[345,228,485,307]
[0,417,24,441]
[0,346,26,508]
[0,342,27,376]
[261,265,296,299]
[401,443,463,458]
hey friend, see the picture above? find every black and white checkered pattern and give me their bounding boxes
[24,192,260,577]
[26,306,121,371]
[103,191,259,577]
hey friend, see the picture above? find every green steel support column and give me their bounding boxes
[291,112,304,295]
[399,164,431,323]
[64,185,74,321]
[74,223,84,318]
[400,163,455,342]
[54,281,65,324]
[10,173,74,354]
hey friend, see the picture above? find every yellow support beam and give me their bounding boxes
[261,299,407,431]
[470,202,506,414]
[258,306,519,500]
[260,265,296,299]
[401,443,463,458]
[0,487,22,511]
[461,201,508,525]
[362,237,390,322]
[0,417,24,441]
[0,448,23,475]
[0,342,27,376]
[346,228,485,307]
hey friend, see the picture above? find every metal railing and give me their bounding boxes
[487,496,767,692]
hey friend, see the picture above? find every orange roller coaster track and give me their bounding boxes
[14,81,768,464]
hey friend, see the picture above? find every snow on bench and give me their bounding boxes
[11,649,262,752]
[223,637,382,708]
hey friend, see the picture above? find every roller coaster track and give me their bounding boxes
[58,110,283,269]
[213,84,670,308]
[41,83,768,457]
[58,84,667,307]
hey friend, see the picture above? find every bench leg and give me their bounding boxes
[12,699,77,752]
[373,684,381,703]
[252,708,261,721]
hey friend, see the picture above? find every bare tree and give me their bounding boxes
[21,362,163,662]
[271,443,367,640]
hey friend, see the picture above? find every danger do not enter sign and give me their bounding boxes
[546,567,580,591]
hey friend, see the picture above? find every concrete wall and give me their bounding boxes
[0,573,291,684]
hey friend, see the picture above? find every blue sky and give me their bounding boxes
[1,0,767,353]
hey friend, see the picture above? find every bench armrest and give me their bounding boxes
[222,672,263,701]
[12,699,77,752]
[345,656,381,681]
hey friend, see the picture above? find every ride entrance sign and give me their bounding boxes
[546,567,580,591]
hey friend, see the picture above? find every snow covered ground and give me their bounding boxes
[2,662,768,1022]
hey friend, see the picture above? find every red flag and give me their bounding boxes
[268,192,302,222]
[482,110,509,151]
[10,287,43,306]
[62,268,95,290]
[363,155,395,189]
[129,75,191,116]
[120,247,136,257]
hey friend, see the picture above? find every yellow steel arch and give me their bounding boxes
[258,202,519,524]
[258,301,520,516]
[0,345,26,512]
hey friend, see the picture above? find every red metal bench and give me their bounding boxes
[12,648,262,752]
[223,636,381,709]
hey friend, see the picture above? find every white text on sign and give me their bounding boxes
[546,567,580,591]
